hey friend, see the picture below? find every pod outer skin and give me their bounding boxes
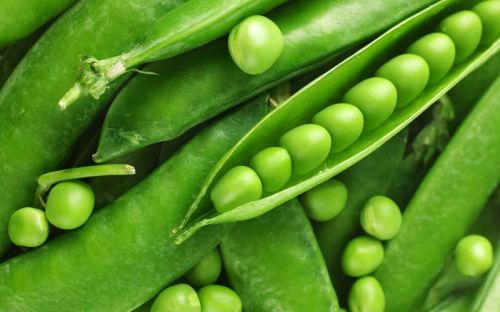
[0,0,187,257]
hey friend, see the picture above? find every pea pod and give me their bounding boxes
[0,97,267,311]
[94,0,440,162]
[220,200,339,311]
[174,0,500,243]
[374,76,500,312]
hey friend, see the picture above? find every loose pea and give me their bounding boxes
[375,54,429,107]
[279,124,331,175]
[407,33,456,84]
[228,15,284,75]
[250,147,292,192]
[455,234,493,276]
[151,284,201,312]
[312,103,364,153]
[8,207,49,247]
[198,284,242,312]
[211,166,262,213]
[438,10,483,63]
[343,77,397,130]
[45,181,95,230]
[360,195,402,240]
[300,179,348,222]
[185,248,222,287]
[473,0,500,44]
[342,236,384,277]
[348,276,385,312]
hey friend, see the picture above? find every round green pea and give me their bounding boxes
[228,15,284,75]
[45,181,95,230]
[312,103,364,153]
[360,195,402,240]
[198,285,242,312]
[455,234,493,276]
[211,166,262,213]
[8,207,49,247]
[375,54,429,107]
[473,0,500,44]
[407,33,456,84]
[438,10,483,63]
[279,124,331,175]
[342,236,384,277]
[348,276,385,312]
[300,179,348,222]
[250,146,292,192]
[343,77,397,130]
[185,248,222,287]
[151,284,201,312]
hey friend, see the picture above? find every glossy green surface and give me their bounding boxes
[249,147,291,192]
[228,15,284,74]
[8,208,49,248]
[185,248,222,287]
[455,235,493,276]
[360,195,402,240]
[470,236,500,311]
[197,285,242,312]
[150,284,201,312]
[348,276,385,312]
[300,179,348,221]
[342,236,384,277]
[473,1,500,44]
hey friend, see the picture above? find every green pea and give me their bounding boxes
[348,276,385,312]
[45,181,95,230]
[360,195,402,240]
[185,248,222,287]
[407,33,456,84]
[151,283,201,312]
[455,234,493,276]
[279,124,331,175]
[8,207,49,247]
[250,147,292,193]
[198,284,242,312]
[312,103,364,153]
[228,15,284,75]
[438,10,483,63]
[342,236,384,277]
[300,179,348,222]
[343,77,397,130]
[473,0,500,44]
[211,166,262,213]
[375,54,429,107]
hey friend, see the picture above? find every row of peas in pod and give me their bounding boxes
[211,3,494,213]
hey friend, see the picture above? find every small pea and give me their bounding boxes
[211,166,262,213]
[185,248,222,287]
[455,234,493,276]
[438,10,483,63]
[312,103,364,153]
[343,77,397,130]
[279,124,331,175]
[300,179,348,222]
[360,195,402,240]
[228,15,284,75]
[375,54,429,107]
[407,33,456,84]
[198,284,242,312]
[250,147,292,193]
[342,236,384,277]
[473,0,500,44]
[8,207,49,247]
[45,181,95,230]
[348,276,385,312]
[151,284,201,312]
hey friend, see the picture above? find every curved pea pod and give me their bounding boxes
[173,0,500,243]
[374,76,500,312]
[220,200,339,311]
[0,97,267,311]
[94,0,441,162]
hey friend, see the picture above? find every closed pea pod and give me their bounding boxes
[360,195,402,240]
[349,276,385,312]
[342,236,384,277]
[473,1,500,44]
[300,179,348,222]
[455,234,493,277]
[185,248,222,287]
[151,284,201,312]
[249,147,291,193]
[8,208,49,248]
[198,285,242,312]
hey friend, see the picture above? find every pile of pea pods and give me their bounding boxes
[0,0,499,311]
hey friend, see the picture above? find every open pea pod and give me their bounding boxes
[174,0,500,243]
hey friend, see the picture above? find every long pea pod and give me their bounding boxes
[174,0,500,243]
[0,0,187,258]
[220,199,339,311]
[94,0,440,162]
[374,76,500,312]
